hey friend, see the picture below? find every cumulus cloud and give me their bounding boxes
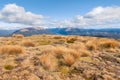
[85,6,120,20]
[52,6,120,28]
[0,4,44,27]
[0,4,120,29]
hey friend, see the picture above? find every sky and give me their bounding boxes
[0,0,120,29]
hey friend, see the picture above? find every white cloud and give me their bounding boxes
[85,6,120,20]
[52,6,120,28]
[0,21,31,30]
[0,4,120,29]
[0,4,45,27]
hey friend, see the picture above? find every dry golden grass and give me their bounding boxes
[40,46,79,67]
[54,39,65,44]
[39,53,58,71]
[41,46,67,58]
[66,37,77,43]
[68,42,86,50]
[1,35,120,79]
[63,54,75,66]
[0,45,24,54]
[99,40,119,49]
[105,48,117,53]
[53,36,63,39]
[51,46,80,58]
[79,49,92,57]
[86,41,98,51]
[68,49,80,58]
[52,46,67,57]
[38,40,51,45]
[59,66,70,74]
[6,41,13,45]
[79,57,92,62]
[12,34,24,38]
[20,40,35,47]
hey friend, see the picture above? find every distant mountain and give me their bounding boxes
[0,30,15,36]
[11,27,120,39]
[56,28,120,39]
[13,27,52,36]
[0,27,120,39]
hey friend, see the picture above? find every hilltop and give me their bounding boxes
[0,34,120,80]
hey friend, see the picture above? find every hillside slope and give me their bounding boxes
[0,35,120,80]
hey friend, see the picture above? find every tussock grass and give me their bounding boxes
[6,41,13,45]
[20,40,35,47]
[4,64,14,70]
[68,49,80,58]
[52,46,65,58]
[12,34,24,38]
[59,66,70,74]
[86,41,98,51]
[40,46,79,67]
[99,40,119,49]
[1,35,120,74]
[66,37,77,43]
[52,46,80,58]
[63,54,75,66]
[53,36,64,39]
[68,43,86,50]
[37,40,51,45]
[39,53,58,71]
[79,50,92,57]
[0,45,24,54]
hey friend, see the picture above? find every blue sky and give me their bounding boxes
[0,0,120,20]
[0,0,120,29]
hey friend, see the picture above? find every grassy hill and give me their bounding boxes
[0,34,120,80]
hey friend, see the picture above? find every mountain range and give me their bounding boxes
[0,30,15,36]
[1,27,120,39]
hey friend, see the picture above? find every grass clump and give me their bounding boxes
[53,36,63,39]
[63,54,75,66]
[79,50,92,57]
[99,40,118,49]
[59,66,70,74]
[20,40,35,47]
[38,40,51,45]
[67,39,75,43]
[40,46,78,67]
[0,45,24,54]
[52,46,80,59]
[12,34,24,39]
[4,65,14,70]
[86,41,98,51]
[66,37,77,43]
[39,53,58,71]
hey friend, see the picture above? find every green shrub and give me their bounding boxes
[4,65,14,70]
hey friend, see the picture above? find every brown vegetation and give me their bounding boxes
[0,35,120,80]
[0,45,24,54]
[12,34,24,38]
[99,39,119,49]
[39,53,58,71]
[20,40,35,47]
[63,54,75,66]
[79,49,92,57]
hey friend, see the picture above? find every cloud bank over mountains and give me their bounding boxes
[0,4,120,29]
[53,6,120,28]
